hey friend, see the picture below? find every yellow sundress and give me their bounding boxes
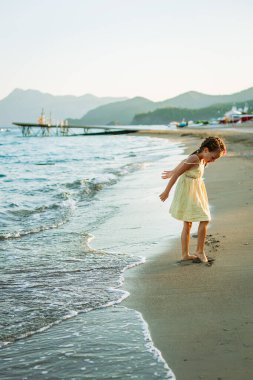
[169,160,211,222]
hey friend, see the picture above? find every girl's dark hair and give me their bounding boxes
[192,136,226,156]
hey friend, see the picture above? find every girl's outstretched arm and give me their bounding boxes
[159,155,199,202]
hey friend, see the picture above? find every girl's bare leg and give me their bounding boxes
[195,221,209,262]
[181,221,196,260]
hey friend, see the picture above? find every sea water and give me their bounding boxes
[0,127,184,379]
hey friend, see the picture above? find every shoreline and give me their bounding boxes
[123,129,253,379]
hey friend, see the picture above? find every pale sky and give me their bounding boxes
[1,0,253,101]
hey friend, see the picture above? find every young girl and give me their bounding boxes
[159,136,226,264]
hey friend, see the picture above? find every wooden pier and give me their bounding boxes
[12,122,140,136]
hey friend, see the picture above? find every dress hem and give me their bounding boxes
[170,213,211,222]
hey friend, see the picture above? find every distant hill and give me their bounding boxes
[69,87,253,125]
[0,89,127,126]
[68,97,158,126]
[132,100,253,125]
[158,87,253,109]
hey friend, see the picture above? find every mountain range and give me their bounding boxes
[69,87,253,125]
[1,86,253,126]
[0,89,127,125]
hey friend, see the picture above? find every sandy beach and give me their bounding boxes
[123,128,253,380]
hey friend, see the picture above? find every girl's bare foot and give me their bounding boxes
[195,252,208,263]
[182,254,197,261]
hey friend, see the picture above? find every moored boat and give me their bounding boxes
[218,106,253,124]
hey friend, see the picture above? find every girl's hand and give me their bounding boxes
[161,170,174,179]
[159,191,169,202]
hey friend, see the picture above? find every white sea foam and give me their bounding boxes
[133,308,176,379]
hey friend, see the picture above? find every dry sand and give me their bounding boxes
[123,128,253,380]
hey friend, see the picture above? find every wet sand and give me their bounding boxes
[123,128,253,379]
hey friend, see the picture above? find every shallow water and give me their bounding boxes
[0,128,182,378]
[0,307,176,379]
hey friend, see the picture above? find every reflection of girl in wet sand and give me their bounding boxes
[159,136,226,264]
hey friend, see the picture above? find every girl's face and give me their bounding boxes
[202,148,222,163]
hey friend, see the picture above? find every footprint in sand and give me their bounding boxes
[192,232,223,255]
